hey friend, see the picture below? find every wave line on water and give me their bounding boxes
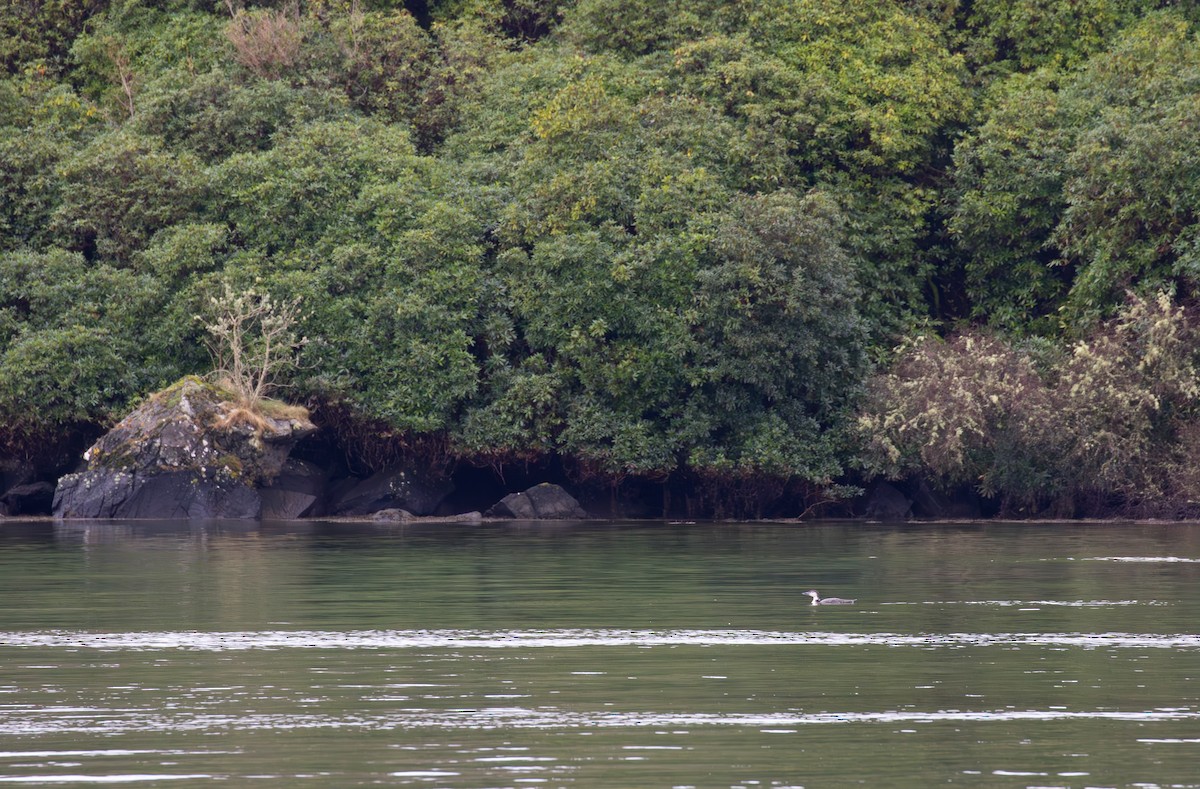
[2,629,1199,651]
[1,707,1198,736]
[1083,556,1200,563]
[0,775,212,784]
[0,750,235,759]
[879,599,1156,607]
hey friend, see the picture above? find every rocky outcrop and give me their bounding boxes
[53,376,315,520]
[487,483,589,520]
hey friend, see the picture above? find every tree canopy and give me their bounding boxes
[4,0,1200,515]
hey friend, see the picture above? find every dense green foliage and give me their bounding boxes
[4,0,1200,514]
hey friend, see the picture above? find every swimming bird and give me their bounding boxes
[805,589,856,605]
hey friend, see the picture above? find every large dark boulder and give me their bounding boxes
[487,483,589,520]
[330,468,454,516]
[53,376,315,520]
[54,470,263,519]
[0,481,56,516]
[0,459,33,517]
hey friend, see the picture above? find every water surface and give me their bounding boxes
[1,519,1198,787]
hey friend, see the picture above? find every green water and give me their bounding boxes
[0,519,1198,787]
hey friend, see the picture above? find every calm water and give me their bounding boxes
[1,519,1198,788]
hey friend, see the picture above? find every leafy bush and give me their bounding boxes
[0,0,109,75]
[1055,291,1200,510]
[951,11,1200,329]
[133,67,346,162]
[858,332,1064,507]
[51,127,205,263]
[0,325,130,454]
[328,7,430,121]
[859,291,1200,516]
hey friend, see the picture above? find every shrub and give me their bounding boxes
[51,128,204,264]
[858,291,1200,516]
[0,325,130,456]
[1056,291,1200,511]
[224,5,304,80]
[857,331,1064,507]
[329,7,430,121]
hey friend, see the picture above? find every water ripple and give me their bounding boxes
[1,629,1198,651]
[1083,556,1200,563]
[0,707,1197,736]
[881,599,1158,607]
[0,775,211,784]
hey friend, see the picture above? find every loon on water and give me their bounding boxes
[805,590,856,605]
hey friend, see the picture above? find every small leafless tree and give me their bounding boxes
[200,284,306,408]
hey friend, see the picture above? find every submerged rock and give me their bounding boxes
[371,508,483,524]
[53,376,315,520]
[487,483,589,520]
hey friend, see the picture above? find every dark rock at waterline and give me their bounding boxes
[330,468,454,516]
[862,480,912,520]
[54,470,263,519]
[487,483,588,520]
[372,507,414,522]
[259,487,317,520]
[0,481,56,516]
[371,508,483,524]
[260,458,327,519]
[53,376,315,520]
[0,459,33,516]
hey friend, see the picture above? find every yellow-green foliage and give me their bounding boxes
[1057,291,1200,502]
[858,332,1060,502]
[860,292,1200,515]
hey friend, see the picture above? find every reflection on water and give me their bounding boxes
[1,519,1199,787]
